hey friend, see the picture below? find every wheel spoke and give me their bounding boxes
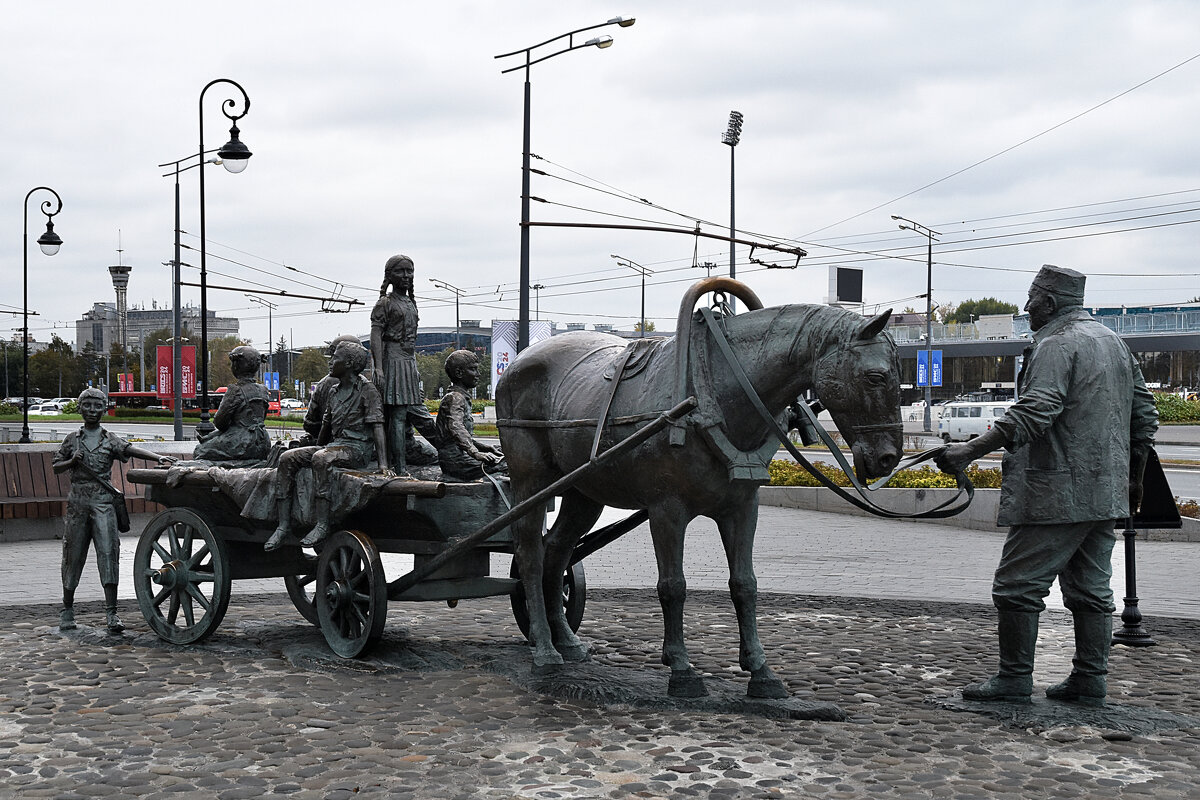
[182,526,194,559]
[169,524,184,559]
[187,543,211,569]
[152,585,171,606]
[167,593,181,624]
[181,593,196,627]
[151,540,172,564]
[184,583,213,612]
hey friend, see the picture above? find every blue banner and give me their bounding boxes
[917,350,929,387]
[931,350,943,387]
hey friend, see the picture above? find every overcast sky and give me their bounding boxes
[4,1,1200,353]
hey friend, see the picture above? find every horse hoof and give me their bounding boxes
[557,642,590,662]
[748,667,789,699]
[531,646,564,669]
[668,668,709,698]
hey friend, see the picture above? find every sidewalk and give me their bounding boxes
[5,505,1196,620]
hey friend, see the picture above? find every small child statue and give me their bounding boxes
[53,387,177,631]
[193,345,272,463]
[435,350,503,481]
[265,341,394,551]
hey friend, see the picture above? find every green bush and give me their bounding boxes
[768,459,1002,489]
[1154,393,1200,423]
[61,400,78,415]
[1178,498,1199,519]
[0,402,17,416]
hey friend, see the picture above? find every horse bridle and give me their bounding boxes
[698,304,973,520]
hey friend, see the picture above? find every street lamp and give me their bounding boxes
[495,15,635,352]
[722,111,743,312]
[429,279,464,350]
[246,295,276,380]
[531,283,545,320]
[892,215,941,433]
[20,187,63,444]
[196,78,253,436]
[610,254,653,338]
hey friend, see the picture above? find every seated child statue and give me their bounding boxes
[193,345,271,463]
[435,349,503,481]
[265,340,394,551]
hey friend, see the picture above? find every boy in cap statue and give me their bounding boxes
[53,387,177,631]
[937,264,1157,706]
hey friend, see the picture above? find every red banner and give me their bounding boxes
[156,345,197,399]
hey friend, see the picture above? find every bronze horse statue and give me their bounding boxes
[496,278,901,698]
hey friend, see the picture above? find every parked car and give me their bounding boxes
[280,398,305,410]
[27,402,65,416]
[51,397,74,406]
[937,401,1013,442]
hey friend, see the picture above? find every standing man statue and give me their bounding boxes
[936,265,1157,706]
[370,254,439,476]
[53,387,177,631]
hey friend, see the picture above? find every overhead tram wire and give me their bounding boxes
[796,48,1200,239]
[180,232,381,294]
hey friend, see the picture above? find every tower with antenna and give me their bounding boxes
[108,237,131,384]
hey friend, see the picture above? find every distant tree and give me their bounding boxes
[901,306,918,315]
[293,347,329,390]
[274,335,291,389]
[416,348,455,401]
[936,302,958,324]
[947,297,1019,324]
[205,334,250,391]
[29,335,84,397]
[141,326,195,380]
[634,320,657,333]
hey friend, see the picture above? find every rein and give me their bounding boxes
[698,305,974,520]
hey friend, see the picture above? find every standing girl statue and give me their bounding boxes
[370,254,438,476]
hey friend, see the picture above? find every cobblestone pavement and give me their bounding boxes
[2,505,1199,798]
[2,592,1199,799]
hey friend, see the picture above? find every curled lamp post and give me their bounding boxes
[196,78,252,436]
[495,15,635,352]
[610,254,653,338]
[892,215,940,433]
[20,187,63,444]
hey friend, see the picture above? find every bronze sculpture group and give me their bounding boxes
[53,257,1157,714]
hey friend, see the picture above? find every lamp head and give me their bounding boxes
[37,220,62,256]
[586,36,614,48]
[217,121,252,173]
[609,16,636,27]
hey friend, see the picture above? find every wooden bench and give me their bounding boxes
[0,447,160,521]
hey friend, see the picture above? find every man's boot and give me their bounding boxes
[104,584,124,633]
[963,610,1039,703]
[300,497,331,547]
[265,495,294,552]
[1046,612,1110,706]
[59,606,76,631]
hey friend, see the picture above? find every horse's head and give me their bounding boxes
[812,310,902,480]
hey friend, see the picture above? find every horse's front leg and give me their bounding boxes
[510,493,562,669]
[649,503,706,698]
[716,494,787,699]
[541,489,603,661]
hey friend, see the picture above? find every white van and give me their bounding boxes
[938,401,1013,442]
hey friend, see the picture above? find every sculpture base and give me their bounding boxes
[930,692,1199,735]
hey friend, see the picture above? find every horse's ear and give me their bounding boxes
[858,309,892,340]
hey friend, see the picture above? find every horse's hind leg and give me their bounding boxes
[649,503,707,698]
[716,495,787,699]
[508,455,564,669]
[542,489,603,661]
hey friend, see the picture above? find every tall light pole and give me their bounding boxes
[530,283,545,320]
[496,15,635,352]
[20,187,63,444]
[246,295,276,379]
[892,215,940,433]
[196,78,253,435]
[722,110,743,312]
[160,152,219,440]
[429,278,464,350]
[610,254,653,337]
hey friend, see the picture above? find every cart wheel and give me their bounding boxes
[134,508,232,645]
[315,530,387,658]
[284,568,320,627]
[510,561,586,641]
